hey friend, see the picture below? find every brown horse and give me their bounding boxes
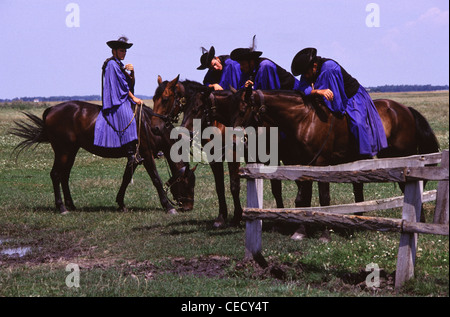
[151,76,287,228]
[234,89,440,239]
[151,76,251,227]
[11,100,196,214]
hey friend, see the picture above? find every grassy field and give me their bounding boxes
[0,91,448,298]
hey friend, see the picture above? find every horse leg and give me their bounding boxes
[50,159,65,214]
[318,181,332,243]
[291,180,313,241]
[60,149,78,211]
[50,150,76,214]
[142,155,177,215]
[210,162,228,228]
[271,179,284,208]
[353,182,364,202]
[115,162,138,212]
[352,182,364,217]
[228,162,243,226]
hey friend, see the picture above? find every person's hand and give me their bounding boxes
[208,83,223,91]
[317,89,334,101]
[125,64,134,72]
[132,96,143,105]
[244,80,254,89]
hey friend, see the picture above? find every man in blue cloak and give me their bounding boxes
[197,46,242,90]
[291,47,387,157]
[94,36,143,166]
[230,36,299,90]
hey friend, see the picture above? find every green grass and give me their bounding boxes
[0,93,448,297]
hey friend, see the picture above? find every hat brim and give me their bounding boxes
[230,48,262,62]
[107,40,133,49]
[197,46,215,70]
[291,48,317,76]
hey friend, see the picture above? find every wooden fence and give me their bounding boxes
[240,150,449,289]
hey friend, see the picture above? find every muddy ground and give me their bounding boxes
[0,238,395,294]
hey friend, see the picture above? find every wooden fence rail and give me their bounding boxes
[240,151,449,290]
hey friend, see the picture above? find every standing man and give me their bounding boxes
[291,47,387,157]
[94,36,143,166]
[230,36,299,90]
[197,46,242,90]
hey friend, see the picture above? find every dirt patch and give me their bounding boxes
[119,255,395,293]
[1,236,395,293]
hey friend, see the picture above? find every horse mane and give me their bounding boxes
[181,79,206,95]
[153,78,205,101]
[260,90,330,122]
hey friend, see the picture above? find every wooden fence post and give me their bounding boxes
[245,163,263,261]
[434,150,449,225]
[395,180,423,289]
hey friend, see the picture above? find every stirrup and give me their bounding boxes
[128,153,144,167]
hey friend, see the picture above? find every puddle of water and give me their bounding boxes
[1,247,32,257]
[0,238,32,257]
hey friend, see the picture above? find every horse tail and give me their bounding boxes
[408,106,440,154]
[10,109,51,158]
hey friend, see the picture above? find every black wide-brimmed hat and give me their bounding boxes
[107,36,133,49]
[291,47,317,76]
[197,46,215,70]
[230,35,263,62]
[230,48,263,62]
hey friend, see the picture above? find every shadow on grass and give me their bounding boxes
[31,205,166,213]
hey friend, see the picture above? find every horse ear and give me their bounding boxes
[176,82,185,95]
[168,75,179,89]
[229,85,237,93]
[157,75,163,85]
[190,164,198,173]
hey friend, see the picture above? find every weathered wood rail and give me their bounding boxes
[240,151,449,290]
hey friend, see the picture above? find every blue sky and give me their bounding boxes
[0,0,448,99]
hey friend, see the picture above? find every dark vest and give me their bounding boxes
[318,58,360,99]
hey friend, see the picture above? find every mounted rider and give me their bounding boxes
[94,36,144,167]
[197,45,242,91]
[291,47,388,157]
[230,35,299,91]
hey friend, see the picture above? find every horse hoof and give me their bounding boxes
[230,218,241,227]
[60,210,70,215]
[167,208,178,215]
[319,236,331,243]
[290,232,306,241]
[319,230,332,243]
[118,206,129,213]
[213,219,226,229]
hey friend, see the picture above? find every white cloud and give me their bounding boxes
[407,7,449,28]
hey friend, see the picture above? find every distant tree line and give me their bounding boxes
[0,95,152,103]
[366,84,449,92]
[1,85,448,102]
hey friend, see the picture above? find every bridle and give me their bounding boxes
[238,89,267,127]
[163,164,195,208]
[152,82,187,129]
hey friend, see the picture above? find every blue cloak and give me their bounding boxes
[297,60,387,156]
[94,59,138,148]
[239,58,300,90]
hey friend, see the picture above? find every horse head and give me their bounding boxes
[233,88,264,130]
[151,75,186,136]
[166,163,197,212]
